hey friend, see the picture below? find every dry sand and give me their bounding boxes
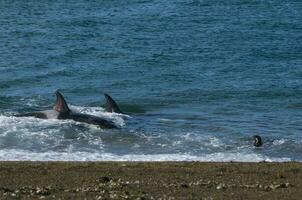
[0,162,301,199]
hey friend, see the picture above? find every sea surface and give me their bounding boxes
[0,0,302,162]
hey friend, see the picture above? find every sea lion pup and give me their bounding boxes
[15,91,118,129]
[253,135,263,147]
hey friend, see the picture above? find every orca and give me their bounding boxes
[15,91,118,129]
[104,93,123,114]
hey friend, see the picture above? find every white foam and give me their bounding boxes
[157,118,186,123]
[0,115,79,138]
[0,112,112,150]
[0,149,293,162]
[70,105,127,127]
[273,139,286,145]
[181,133,223,148]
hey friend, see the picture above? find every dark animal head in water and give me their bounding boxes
[253,135,263,147]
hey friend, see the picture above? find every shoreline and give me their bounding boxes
[0,161,301,199]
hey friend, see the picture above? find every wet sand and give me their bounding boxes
[0,162,301,199]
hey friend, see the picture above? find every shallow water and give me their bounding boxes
[0,0,302,161]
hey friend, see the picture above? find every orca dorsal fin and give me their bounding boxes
[54,91,70,113]
[104,94,122,113]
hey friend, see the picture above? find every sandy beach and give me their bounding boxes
[0,162,301,199]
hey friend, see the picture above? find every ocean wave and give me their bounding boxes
[0,149,292,162]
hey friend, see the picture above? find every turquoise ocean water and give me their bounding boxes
[0,0,302,161]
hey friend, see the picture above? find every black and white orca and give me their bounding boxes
[15,91,123,129]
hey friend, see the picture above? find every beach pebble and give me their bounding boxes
[216,183,226,190]
[99,176,112,183]
[269,182,291,190]
[180,183,189,188]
